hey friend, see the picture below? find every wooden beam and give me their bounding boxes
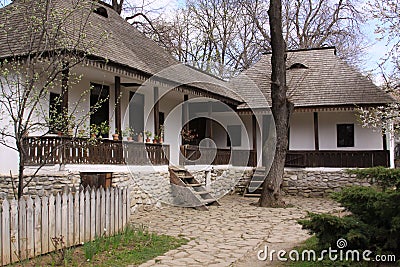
[314,112,319,150]
[154,87,160,136]
[252,114,257,165]
[383,134,388,151]
[61,62,69,113]
[182,94,189,130]
[115,76,121,136]
[206,102,213,147]
[120,82,141,87]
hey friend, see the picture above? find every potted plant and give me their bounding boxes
[159,125,164,143]
[122,127,134,141]
[99,121,110,138]
[137,132,143,143]
[181,129,197,144]
[144,130,152,143]
[90,124,99,139]
[153,135,159,143]
[112,130,120,141]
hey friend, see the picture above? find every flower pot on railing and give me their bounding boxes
[137,133,143,143]
[112,133,119,141]
[127,136,133,141]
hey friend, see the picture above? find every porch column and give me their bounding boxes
[206,102,213,147]
[61,62,69,113]
[252,114,257,166]
[262,115,272,167]
[154,87,160,137]
[115,76,121,136]
[182,94,189,130]
[314,112,319,150]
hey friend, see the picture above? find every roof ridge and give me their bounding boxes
[184,64,227,82]
[262,46,336,55]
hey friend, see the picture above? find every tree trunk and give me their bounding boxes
[112,0,124,15]
[18,150,24,199]
[259,0,293,207]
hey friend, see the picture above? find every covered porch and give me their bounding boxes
[22,136,170,166]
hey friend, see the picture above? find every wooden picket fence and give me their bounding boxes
[0,186,130,266]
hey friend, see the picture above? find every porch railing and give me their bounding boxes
[285,150,390,168]
[180,145,256,166]
[22,136,170,166]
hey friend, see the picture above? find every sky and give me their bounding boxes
[0,0,395,82]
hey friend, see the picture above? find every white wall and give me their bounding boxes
[160,93,183,166]
[289,112,315,150]
[318,111,383,150]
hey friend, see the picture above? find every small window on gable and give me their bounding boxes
[93,6,108,18]
[287,63,308,70]
[227,125,241,147]
[337,124,354,147]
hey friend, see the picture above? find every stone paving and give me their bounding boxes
[130,195,343,267]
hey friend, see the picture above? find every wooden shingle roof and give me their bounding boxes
[0,0,241,103]
[233,47,393,109]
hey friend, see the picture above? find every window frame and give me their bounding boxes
[337,124,354,147]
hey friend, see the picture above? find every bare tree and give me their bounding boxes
[259,0,293,207]
[140,0,365,75]
[246,0,366,67]
[0,0,108,198]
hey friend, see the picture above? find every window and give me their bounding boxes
[49,92,62,133]
[337,124,354,147]
[93,6,108,18]
[159,112,165,127]
[90,83,110,136]
[129,92,144,135]
[227,125,241,147]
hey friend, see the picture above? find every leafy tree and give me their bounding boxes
[358,0,399,136]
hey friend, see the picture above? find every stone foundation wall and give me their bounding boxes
[282,168,370,197]
[234,168,370,197]
[0,169,168,214]
[0,167,370,211]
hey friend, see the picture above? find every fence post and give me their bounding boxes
[73,191,79,245]
[18,197,27,261]
[61,192,68,243]
[9,199,19,263]
[2,199,11,265]
[90,188,96,240]
[33,197,41,257]
[115,187,120,234]
[48,194,55,251]
[110,187,115,236]
[84,187,91,242]
[26,197,34,259]
[41,196,49,254]
[95,188,101,238]
[67,192,74,247]
[100,187,106,237]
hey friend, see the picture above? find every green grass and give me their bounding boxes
[80,225,188,267]
[20,224,188,267]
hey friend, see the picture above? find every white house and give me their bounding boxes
[229,47,395,168]
[0,0,394,185]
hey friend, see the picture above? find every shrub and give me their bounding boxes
[299,167,400,260]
